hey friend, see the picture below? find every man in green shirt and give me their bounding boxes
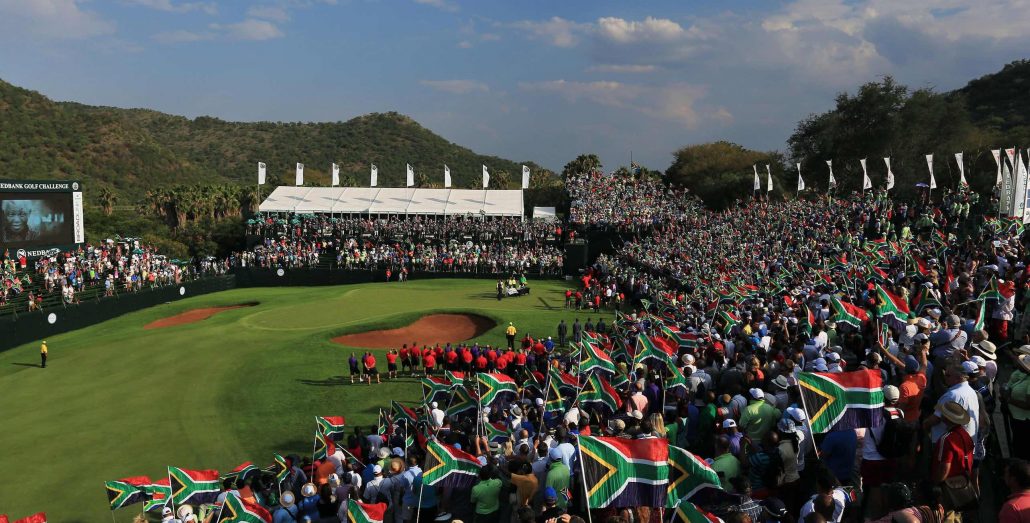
[710,435,742,489]
[738,388,781,443]
[469,467,502,522]
[544,448,571,510]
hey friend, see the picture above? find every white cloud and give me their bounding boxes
[510,16,588,48]
[519,79,729,129]
[0,0,116,39]
[216,18,284,41]
[457,40,472,48]
[246,5,291,22]
[595,16,685,44]
[414,0,458,13]
[586,64,657,74]
[122,0,217,15]
[420,79,489,94]
[152,29,212,43]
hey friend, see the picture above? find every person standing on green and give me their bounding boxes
[469,467,502,523]
[40,340,47,368]
[544,447,570,511]
[739,388,780,443]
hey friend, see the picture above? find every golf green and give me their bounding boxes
[0,279,597,522]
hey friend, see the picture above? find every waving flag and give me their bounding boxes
[717,310,740,334]
[105,476,150,510]
[168,467,220,505]
[671,500,722,523]
[797,370,884,433]
[667,446,722,506]
[346,500,387,523]
[447,385,478,417]
[273,454,289,484]
[874,284,911,329]
[392,401,419,426]
[910,287,941,315]
[581,341,616,376]
[979,276,1006,302]
[972,299,987,331]
[445,370,467,387]
[666,363,689,395]
[218,493,272,523]
[799,304,815,337]
[484,421,512,445]
[317,416,347,440]
[578,374,622,415]
[422,376,452,404]
[313,429,336,461]
[478,373,518,405]
[423,439,482,488]
[634,335,675,367]
[580,436,669,508]
[662,325,698,349]
[544,375,567,414]
[143,478,171,512]
[549,366,580,394]
[225,462,258,484]
[830,296,868,329]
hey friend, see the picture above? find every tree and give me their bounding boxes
[665,142,785,209]
[561,154,602,179]
[97,186,117,216]
[493,169,511,189]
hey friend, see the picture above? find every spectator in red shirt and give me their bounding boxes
[385,350,398,379]
[1001,459,1030,523]
[423,352,436,377]
[363,352,379,385]
[932,401,973,483]
[462,348,474,371]
[409,347,420,376]
[475,354,488,371]
[444,348,458,370]
[399,345,410,374]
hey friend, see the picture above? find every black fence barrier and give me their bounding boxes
[0,276,236,352]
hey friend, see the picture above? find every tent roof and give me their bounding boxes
[258,187,524,216]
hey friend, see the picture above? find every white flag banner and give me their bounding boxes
[926,154,936,190]
[884,157,895,190]
[332,163,340,187]
[258,162,266,185]
[482,164,490,188]
[753,165,760,191]
[826,160,836,188]
[295,163,304,186]
[860,158,872,190]
[1007,147,1018,170]
[371,164,378,187]
[406,164,415,187]
[992,149,1003,187]
[1003,160,1013,217]
[522,165,530,189]
[1021,153,1030,224]
[766,164,773,192]
[955,152,966,187]
[1015,151,1029,220]
[796,163,805,192]
[444,165,452,188]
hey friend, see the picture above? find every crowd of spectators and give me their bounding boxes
[566,170,697,232]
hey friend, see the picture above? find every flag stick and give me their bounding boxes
[167,468,176,516]
[110,507,118,523]
[794,376,822,460]
[311,417,319,477]
[576,435,595,523]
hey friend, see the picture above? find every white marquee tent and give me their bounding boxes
[258,187,524,217]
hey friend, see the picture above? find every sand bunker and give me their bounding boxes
[144,303,258,330]
[332,314,496,349]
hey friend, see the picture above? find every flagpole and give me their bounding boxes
[311,417,319,474]
[167,468,176,517]
[576,435,595,523]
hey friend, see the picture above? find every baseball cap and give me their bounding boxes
[373,464,383,475]
[970,355,987,368]
[535,398,544,407]
[748,388,765,400]
[825,352,841,362]
[883,385,900,402]
[431,401,438,409]
[913,333,929,343]
[904,355,920,374]
[163,507,174,516]
[961,360,980,375]
[786,406,807,422]
[544,486,557,501]
[549,447,563,461]
[722,419,737,429]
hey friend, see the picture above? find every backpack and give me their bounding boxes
[874,407,916,459]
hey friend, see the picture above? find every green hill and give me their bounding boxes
[0,79,545,203]
[953,59,1030,134]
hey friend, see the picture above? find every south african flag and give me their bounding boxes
[544,374,567,414]
[478,373,518,406]
[578,373,622,415]
[634,335,675,367]
[392,401,419,426]
[421,376,452,405]
[346,499,387,523]
[484,421,512,445]
[143,478,171,512]
[874,284,911,329]
[549,366,579,394]
[667,445,721,506]
[446,385,479,417]
[830,295,868,329]
[317,416,347,440]
[272,454,289,484]
[225,462,258,486]
[580,341,616,376]
[579,436,669,508]
[979,276,1004,302]
[662,324,698,349]
[671,499,722,523]
[973,299,987,331]
[445,370,467,387]
[666,364,688,395]
[717,310,740,334]
[105,476,149,510]
[797,370,884,433]
[423,439,482,488]
[799,304,815,337]
[168,467,220,505]
[314,429,336,460]
[217,493,272,523]
[910,286,941,315]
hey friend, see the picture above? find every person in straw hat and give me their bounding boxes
[932,400,974,485]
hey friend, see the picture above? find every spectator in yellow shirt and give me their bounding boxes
[505,322,517,350]
[40,340,48,368]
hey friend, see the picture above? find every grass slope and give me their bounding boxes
[0,279,597,522]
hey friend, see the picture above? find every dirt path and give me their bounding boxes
[144,303,258,330]
[332,313,496,349]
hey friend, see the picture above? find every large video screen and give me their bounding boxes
[0,193,75,248]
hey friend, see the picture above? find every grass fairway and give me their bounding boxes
[0,279,596,522]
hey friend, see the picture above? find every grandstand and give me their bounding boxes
[257,187,525,217]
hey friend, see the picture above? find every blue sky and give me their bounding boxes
[0,0,1025,172]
